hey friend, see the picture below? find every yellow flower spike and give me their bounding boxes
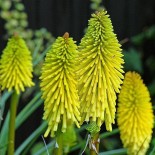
[117,72,154,155]
[78,10,124,131]
[40,32,81,137]
[0,35,34,94]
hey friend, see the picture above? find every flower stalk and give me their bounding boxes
[8,91,19,155]
[54,133,63,155]
[90,132,100,155]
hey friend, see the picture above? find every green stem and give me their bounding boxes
[8,91,19,155]
[90,132,100,155]
[53,134,63,155]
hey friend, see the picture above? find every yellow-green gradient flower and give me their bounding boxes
[40,32,81,137]
[78,10,124,131]
[117,72,154,155]
[0,35,34,94]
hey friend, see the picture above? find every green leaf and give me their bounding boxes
[131,26,155,45]
[0,91,11,128]
[0,91,12,107]
[99,148,126,155]
[62,125,77,153]
[35,125,87,154]
[123,48,143,73]
[33,141,54,155]
[148,80,155,96]
[0,112,10,155]
[131,33,145,45]
[100,129,119,139]
[15,92,42,129]
[145,26,155,39]
[32,39,43,59]
[0,91,42,155]
[0,91,12,155]
[15,122,47,155]
[30,142,46,155]
[33,46,51,67]
[149,143,155,155]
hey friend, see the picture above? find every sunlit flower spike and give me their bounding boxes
[117,71,154,155]
[40,32,81,137]
[78,10,124,130]
[0,35,34,94]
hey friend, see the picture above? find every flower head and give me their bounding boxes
[117,72,154,155]
[40,32,81,137]
[0,35,34,94]
[78,10,124,130]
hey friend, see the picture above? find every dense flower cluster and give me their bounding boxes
[0,35,34,94]
[40,32,81,137]
[78,10,124,130]
[117,72,154,155]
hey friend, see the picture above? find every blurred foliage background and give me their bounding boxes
[0,0,155,154]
